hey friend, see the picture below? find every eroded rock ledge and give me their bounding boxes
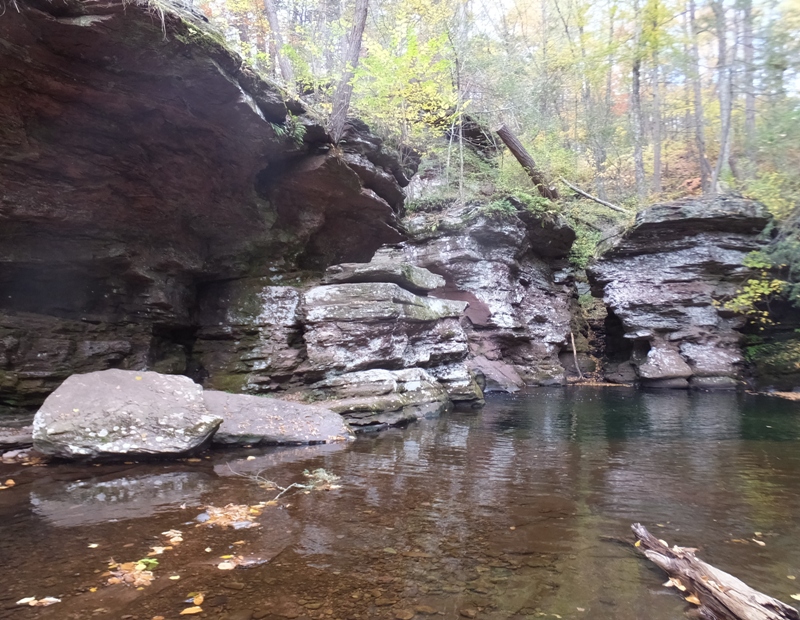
[0,0,411,407]
[588,195,770,389]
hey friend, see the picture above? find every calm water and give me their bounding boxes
[2,387,800,620]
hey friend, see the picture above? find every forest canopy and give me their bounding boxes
[201,0,800,217]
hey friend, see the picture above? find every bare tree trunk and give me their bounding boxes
[496,125,559,200]
[264,0,296,92]
[711,0,733,192]
[632,524,800,620]
[327,0,369,143]
[631,0,647,201]
[742,0,756,173]
[631,59,647,200]
[688,0,713,193]
[652,61,662,194]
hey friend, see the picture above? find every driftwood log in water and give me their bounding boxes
[632,523,800,620]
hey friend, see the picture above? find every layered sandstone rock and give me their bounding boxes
[375,203,577,391]
[204,390,354,446]
[0,0,410,408]
[303,282,469,373]
[303,368,451,428]
[588,195,770,388]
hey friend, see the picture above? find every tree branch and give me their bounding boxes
[560,178,630,213]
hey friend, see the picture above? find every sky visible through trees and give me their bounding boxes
[202,0,800,213]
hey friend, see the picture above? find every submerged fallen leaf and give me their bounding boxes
[752,539,766,547]
[180,607,203,615]
[788,576,796,580]
[193,593,205,605]
[634,540,641,547]
[88,543,99,548]
[791,594,800,601]
[217,561,236,570]
[169,575,181,580]
[197,504,260,529]
[4,479,15,487]
[685,594,701,605]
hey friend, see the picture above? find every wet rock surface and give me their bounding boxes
[322,258,446,293]
[376,205,576,390]
[205,390,354,446]
[33,370,221,458]
[193,280,307,395]
[0,0,409,409]
[303,283,469,373]
[303,368,451,428]
[589,195,770,388]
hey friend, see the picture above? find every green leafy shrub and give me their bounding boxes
[569,225,602,269]
[720,251,787,325]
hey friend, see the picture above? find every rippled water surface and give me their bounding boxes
[2,387,800,620]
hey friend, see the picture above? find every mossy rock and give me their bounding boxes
[747,337,800,390]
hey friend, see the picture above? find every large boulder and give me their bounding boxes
[33,370,221,458]
[303,283,469,373]
[302,368,450,428]
[205,390,354,446]
[588,195,770,388]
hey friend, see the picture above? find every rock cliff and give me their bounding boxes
[0,0,410,407]
[1,0,781,440]
[376,203,577,391]
[588,195,770,388]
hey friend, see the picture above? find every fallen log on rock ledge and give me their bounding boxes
[632,523,799,620]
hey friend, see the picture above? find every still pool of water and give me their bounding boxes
[2,387,800,620]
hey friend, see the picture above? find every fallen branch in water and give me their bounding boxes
[632,523,800,620]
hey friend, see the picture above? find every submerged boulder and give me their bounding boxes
[589,195,770,388]
[205,390,354,446]
[33,370,221,458]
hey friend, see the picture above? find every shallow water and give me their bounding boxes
[2,387,800,620]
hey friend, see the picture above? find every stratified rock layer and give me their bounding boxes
[0,0,410,408]
[33,370,221,458]
[588,195,770,388]
[376,204,577,391]
[304,368,451,428]
[303,283,469,373]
